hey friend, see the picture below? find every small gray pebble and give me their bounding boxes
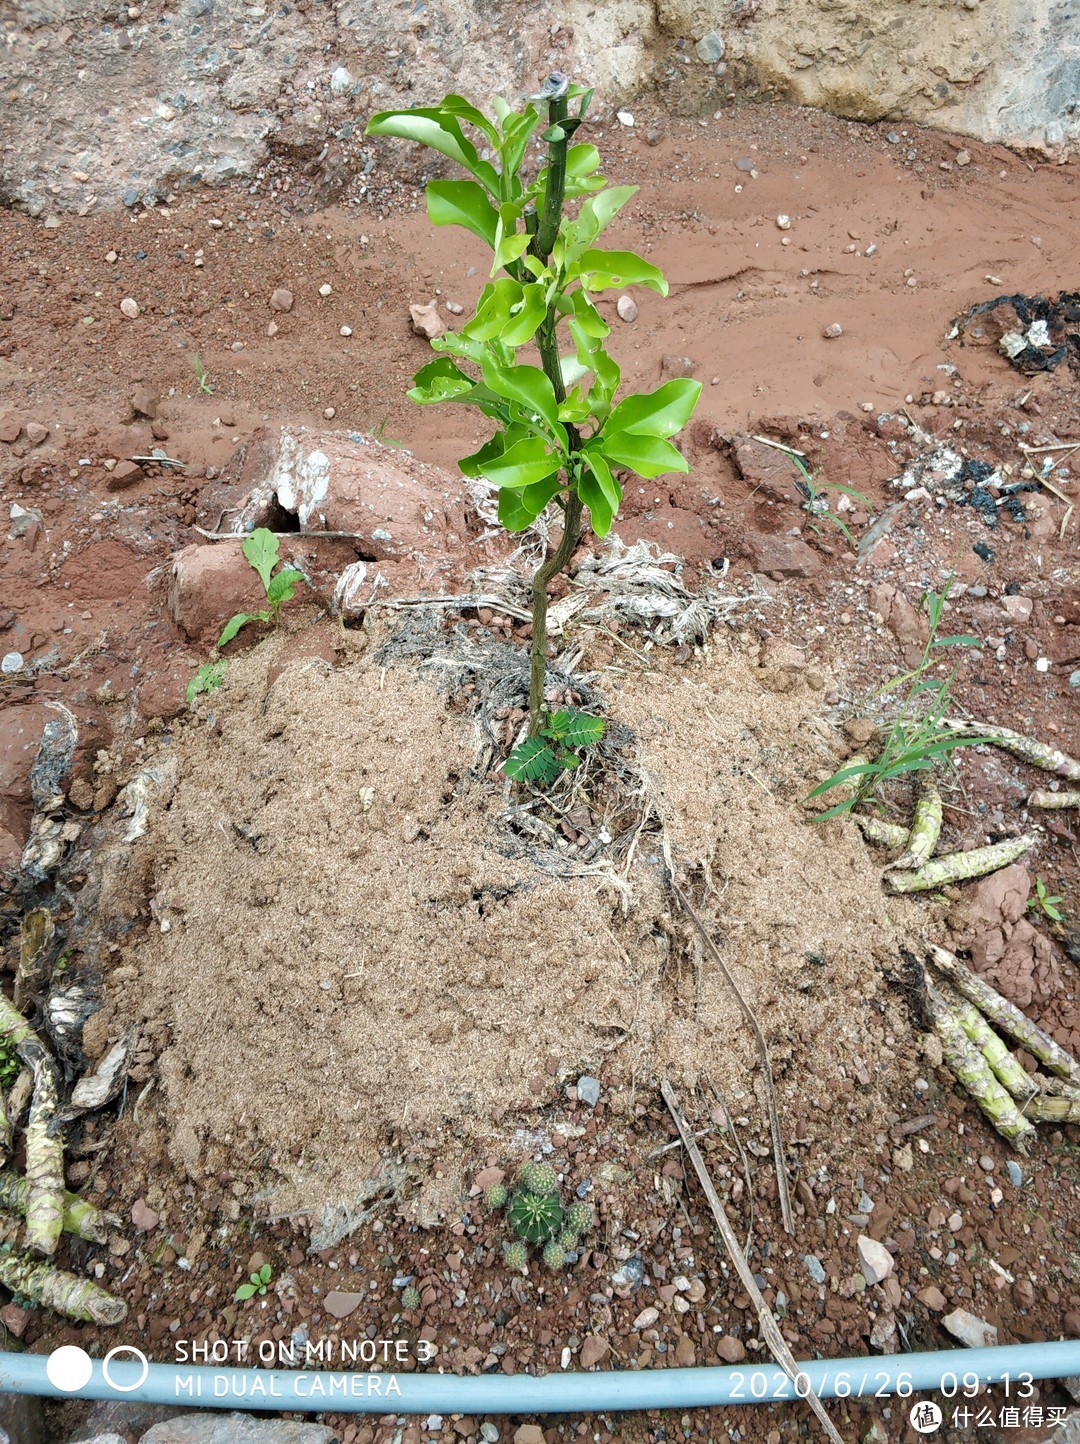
[805,1254,826,1284]
[1007,1160,1024,1187]
[886,131,901,144]
[481,1426,500,1443]
[736,157,754,172]
[577,1075,601,1107]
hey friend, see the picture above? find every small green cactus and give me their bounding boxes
[542,1241,566,1270]
[518,1161,558,1195]
[507,1188,564,1245]
[484,1183,508,1209]
[504,1239,529,1273]
[565,1201,596,1237]
[557,1227,580,1252]
[401,1285,421,1310]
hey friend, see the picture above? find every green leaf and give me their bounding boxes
[409,358,506,417]
[492,202,530,272]
[599,430,689,478]
[569,290,610,339]
[477,436,561,490]
[559,355,591,392]
[578,455,619,536]
[932,634,982,649]
[437,94,500,146]
[365,108,498,195]
[480,357,562,437]
[499,110,541,188]
[267,567,304,607]
[464,278,525,341]
[217,612,257,648]
[547,709,605,747]
[258,1264,273,1284]
[569,185,638,256]
[606,379,702,438]
[501,285,548,346]
[496,486,538,531]
[235,1283,257,1301]
[186,660,227,704]
[242,527,280,592]
[495,472,564,530]
[505,738,560,784]
[426,180,499,248]
[577,247,669,295]
[566,143,601,177]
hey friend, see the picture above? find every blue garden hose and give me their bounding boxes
[1,1339,1077,1414]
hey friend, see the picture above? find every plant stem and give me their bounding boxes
[526,77,581,736]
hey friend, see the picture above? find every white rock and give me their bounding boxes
[339,325,352,337]
[319,283,333,297]
[857,1235,894,1285]
[616,110,635,127]
[943,1308,998,1349]
[776,214,792,230]
[823,322,843,338]
[616,294,638,323]
[119,297,140,319]
[330,66,354,95]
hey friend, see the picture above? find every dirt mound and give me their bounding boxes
[92,614,920,1216]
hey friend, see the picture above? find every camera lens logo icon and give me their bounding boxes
[909,1401,943,1434]
[46,1344,150,1395]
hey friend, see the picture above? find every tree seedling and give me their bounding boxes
[504,705,605,784]
[234,1262,272,1301]
[366,76,701,739]
[1028,876,1064,922]
[807,575,984,820]
[193,353,214,395]
[186,528,305,703]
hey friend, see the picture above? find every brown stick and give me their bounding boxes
[665,873,794,1234]
[661,1080,844,1444]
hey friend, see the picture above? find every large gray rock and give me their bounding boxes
[1,0,1075,217]
[141,1419,337,1444]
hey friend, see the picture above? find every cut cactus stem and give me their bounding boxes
[947,990,1039,1101]
[886,773,943,872]
[928,943,1079,1079]
[1028,790,1080,810]
[940,719,1080,781]
[855,814,911,850]
[1036,1076,1080,1101]
[0,1170,120,1243]
[0,1248,127,1325]
[925,982,1036,1151]
[24,1058,65,1258]
[885,833,1037,893]
[1023,1094,1080,1123]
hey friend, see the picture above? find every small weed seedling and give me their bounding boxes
[367,76,701,739]
[486,1161,596,1273]
[790,452,870,553]
[193,353,214,395]
[1028,877,1064,923]
[504,705,604,784]
[187,528,305,703]
[234,1262,272,1301]
[808,576,983,819]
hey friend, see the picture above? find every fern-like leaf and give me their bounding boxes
[505,738,559,784]
[550,708,605,748]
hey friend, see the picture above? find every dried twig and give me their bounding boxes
[661,1081,844,1444]
[663,860,794,1234]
